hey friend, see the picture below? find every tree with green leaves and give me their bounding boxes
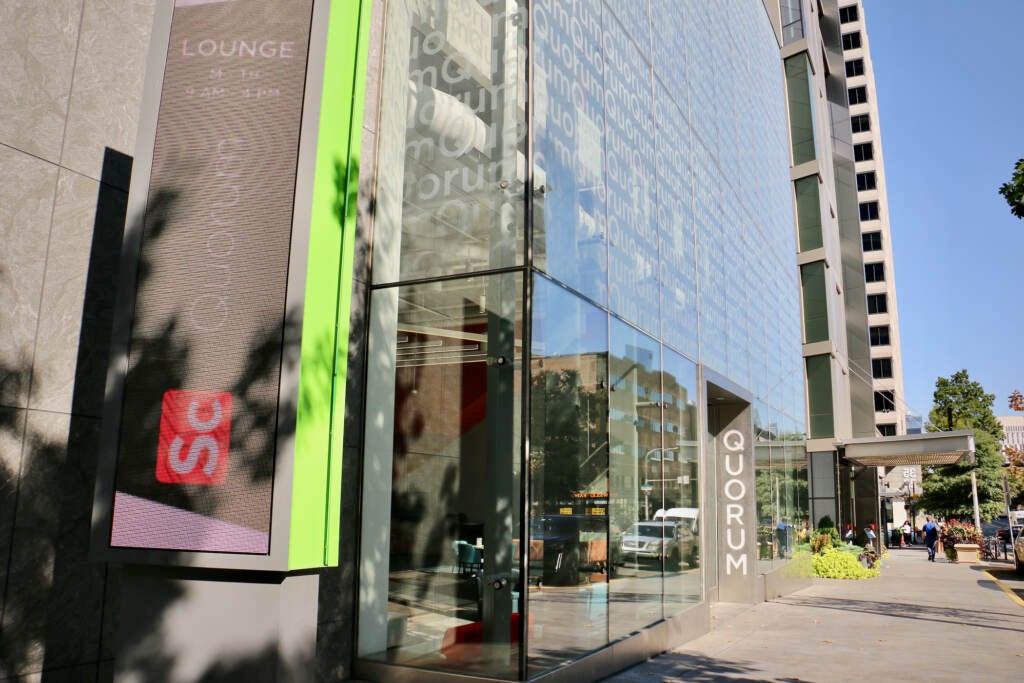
[998,158,1024,219]
[919,370,1005,521]
[919,430,1006,521]
[927,369,1003,439]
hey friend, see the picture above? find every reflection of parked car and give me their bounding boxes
[620,520,697,569]
[529,514,607,586]
[1015,532,1024,575]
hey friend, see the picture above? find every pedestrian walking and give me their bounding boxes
[923,516,939,561]
[776,518,788,558]
[901,520,912,547]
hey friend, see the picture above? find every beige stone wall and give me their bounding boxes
[0,1,155,678]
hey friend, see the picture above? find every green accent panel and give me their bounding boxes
[800,261,828,343]
[795,176,822,251]
[290,0,370,570]
[785,54,816,166]
[805,354,834,439]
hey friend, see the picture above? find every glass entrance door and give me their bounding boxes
[358,274,523,679]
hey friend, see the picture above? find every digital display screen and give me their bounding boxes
[111,0,314,554]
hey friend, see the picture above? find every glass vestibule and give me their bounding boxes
[357,0,800,677]
[527,276,701,676]
[359,273,702,680]
[358,274,524,679]
[527,277,609,674]
[605,321,703,640]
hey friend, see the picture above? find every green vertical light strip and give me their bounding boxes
[290,0,370,570]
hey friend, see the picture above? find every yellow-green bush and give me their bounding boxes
[811,546,879,579]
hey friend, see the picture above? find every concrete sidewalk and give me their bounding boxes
[601,546,1024,682]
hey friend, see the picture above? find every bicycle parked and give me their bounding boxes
[979,536,1002,561]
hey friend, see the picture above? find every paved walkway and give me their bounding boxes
[601,545,1024,682]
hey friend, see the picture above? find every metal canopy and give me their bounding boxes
[841,430,975,467]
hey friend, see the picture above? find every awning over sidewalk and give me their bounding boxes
[841,429,975,467]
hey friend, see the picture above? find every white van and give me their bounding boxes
[653,507,699,533]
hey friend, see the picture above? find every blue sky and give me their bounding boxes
[861,1,1024,422]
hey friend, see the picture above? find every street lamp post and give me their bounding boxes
[640,481,653,520]
[1003,463,1016,553]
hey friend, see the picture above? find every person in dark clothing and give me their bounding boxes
[923,516,939,561]
[777,519,788,557]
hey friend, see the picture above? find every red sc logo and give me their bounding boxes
[156,390,232,485]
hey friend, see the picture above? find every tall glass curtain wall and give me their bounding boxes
[358,0,807,679]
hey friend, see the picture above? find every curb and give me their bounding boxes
[983,568,1024,608]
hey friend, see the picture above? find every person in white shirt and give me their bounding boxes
[901,520,912,547]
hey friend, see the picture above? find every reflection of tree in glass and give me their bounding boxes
[530,369,607,510]
[755,467,807,522]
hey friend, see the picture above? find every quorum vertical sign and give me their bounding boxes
[721,429,750,577]
[716,408,756,602]
[95,0,369,569]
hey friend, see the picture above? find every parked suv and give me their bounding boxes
[619,520,697,569]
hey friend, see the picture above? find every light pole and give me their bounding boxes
[946,407,982,531]
[1003,462,1016,552]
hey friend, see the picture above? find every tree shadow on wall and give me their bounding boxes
[0,144,366,683]
[0,149,147,681]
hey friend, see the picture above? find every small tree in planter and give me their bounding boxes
[815,516,842,549]
[940,519,983,562]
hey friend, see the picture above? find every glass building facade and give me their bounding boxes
[357,0,807,679]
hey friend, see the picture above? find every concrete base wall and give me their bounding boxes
[115,569,319,683]
[762,555,814,601]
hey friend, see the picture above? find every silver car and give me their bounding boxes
[620,520,697,569]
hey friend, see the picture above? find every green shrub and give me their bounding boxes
[810,533,832,554]
[812,517,843,551]
[811,546,879,579]
[819,526,842,549]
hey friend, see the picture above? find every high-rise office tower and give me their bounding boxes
[780,0,967,549]
[838,0,908,438]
